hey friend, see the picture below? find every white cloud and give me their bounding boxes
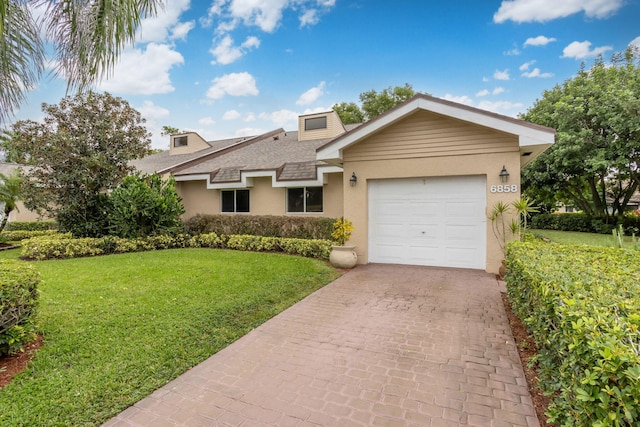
[210,35,261,65]
[477,100,524,114]
[171,20,196,41]
[504,46,521,56]
[244,112,256,122]
[494,0,624,23]
[97,43,184,95]
[441,94,473,106]
[561,41,613,59]
[524,35,556,47]
[521,68,554,78]
[519,60,535,71]
[259,109,299,127]
[198,117,216,126]
[482,76,490,82]
[629,36,640,50]
[300,9,319,27]
[235,127,265,137]
[223,109,241,120]
[493,69,510,80]
[137,100,170,120]
[296,81,326,106]
[206,72,259,99]
[203,0,336,33]
[476,87,505,97]
[136,0,191,43]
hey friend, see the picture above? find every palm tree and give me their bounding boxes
[0,169,22,232]
[0,0,162,123]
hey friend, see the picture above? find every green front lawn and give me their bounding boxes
[531,228,639,249]
[0,248,340,426]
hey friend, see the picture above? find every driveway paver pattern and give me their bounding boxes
[103,264,538,427]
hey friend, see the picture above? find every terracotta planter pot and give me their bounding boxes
[329,245,357,269]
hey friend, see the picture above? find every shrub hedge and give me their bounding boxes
[184,214,336,240]
[532,213,640,235]
[4,221,57,232]
[0,260,40,356]
[505,241,640,426]
[1,230,63,242]
[21,233,333,261]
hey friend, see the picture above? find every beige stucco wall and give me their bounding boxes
[342,111,522,274]
[176,172,344,219]
[8,201,46,222]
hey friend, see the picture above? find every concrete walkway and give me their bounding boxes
[103,265,538,427]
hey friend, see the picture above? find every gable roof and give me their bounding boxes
[316,93,555,167]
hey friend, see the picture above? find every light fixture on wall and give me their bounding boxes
[350,172,358,187]
[499,165,510,183]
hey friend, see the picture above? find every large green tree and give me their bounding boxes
[521,48,640,219]
[3,92,151,236]
[333,84,418,124]
[0,0,162,123]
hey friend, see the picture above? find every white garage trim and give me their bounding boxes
[368,176,487,269]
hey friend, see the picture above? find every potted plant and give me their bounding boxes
[329,217,357,268]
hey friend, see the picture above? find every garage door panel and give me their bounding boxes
[369,176,486,269]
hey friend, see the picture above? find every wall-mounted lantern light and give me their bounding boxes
[499,165,510,183]
[349,172,358,187]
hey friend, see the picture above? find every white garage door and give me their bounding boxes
[368,176,487,269]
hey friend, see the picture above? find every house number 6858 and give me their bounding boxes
[490,184,518,193]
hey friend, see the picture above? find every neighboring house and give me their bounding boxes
[133,94,555,273]
[0,162,41,223]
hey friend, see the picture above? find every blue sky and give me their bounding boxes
[13,0,640,149]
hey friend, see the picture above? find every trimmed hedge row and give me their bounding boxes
[0,260,40,356]
[21,233,332,261]
[532,213,640,234]
[184,214,336,240]
[4,221,57,232]
[505,241,640,426]
[1,230,64,242]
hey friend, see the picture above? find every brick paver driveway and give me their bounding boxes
[104,264,538,427]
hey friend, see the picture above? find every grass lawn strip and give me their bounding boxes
[0,248,340,426]
[531,228,639,248]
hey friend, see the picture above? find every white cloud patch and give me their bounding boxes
[136,0,191,43]
[477,100,524,115]
[296,81,325,106]
[476,89,490,97]
[519,60,536,71]
[524,35,556,47]
[223,109,241,120]
[210,35,261,65]
[203,0,336,33]
[206,72,259,99]
[493,69,510,80]
[631,36,640,50]
[199,117,216,125]
[561,40,613,59]
[493,87,505,95]
[504,46,521,56]
[476,87,505,97]
[259,109,299,127]
[235,127,265,137]
[441,94,473,106]
[171,20,196,40]
[98,43,184,95]
[494,0,624,23]
[522,68,554,78]
[137,100,170,120]
[244,112,256,122]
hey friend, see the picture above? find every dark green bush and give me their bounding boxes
[532,213,625,234]
[505,241,640,426]
[184,214,336,240]
[21,233,332,261]
[4,221,57,231]
[0,260,40,356]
